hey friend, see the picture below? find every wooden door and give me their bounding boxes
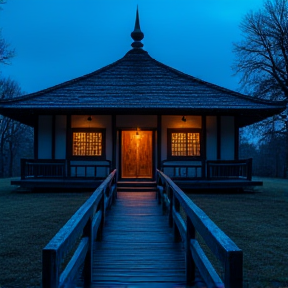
[121,131,153,178]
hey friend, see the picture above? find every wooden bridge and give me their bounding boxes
[42,170,243,288]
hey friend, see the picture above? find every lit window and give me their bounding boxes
[168,129,201,159]
[72,129,105,158]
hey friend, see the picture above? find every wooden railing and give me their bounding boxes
[157,169,243,288]
[207,159,252,181]
[20,159,112,179]
[161,160,205,179]
[21,159,66,179]
[161,159,253,181]
[42,170,117,288]
[69,161,111,178]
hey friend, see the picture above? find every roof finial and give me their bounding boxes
[131,6,144,49]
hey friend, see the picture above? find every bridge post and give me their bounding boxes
[186,217,196,285]
[168,188,173,227]
[42,249,59,288]
[173,194,181,242]
[97,194,105,241]
[224,250,243,288]
[83,218,93,285]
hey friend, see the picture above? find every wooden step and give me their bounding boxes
[117,186,157,192]
[117,181,157,192]
[117,181,157,187]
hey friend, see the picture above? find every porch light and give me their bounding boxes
[182,116,186,122]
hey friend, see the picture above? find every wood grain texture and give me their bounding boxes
[77,191,188,287]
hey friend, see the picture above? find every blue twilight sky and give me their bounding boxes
[0,0,265,95]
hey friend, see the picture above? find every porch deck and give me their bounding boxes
[11,177,262,190]
[11,178,103,190]
[12,158,262,190]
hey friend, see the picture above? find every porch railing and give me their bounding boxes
[21,159,66,179]
[161,159,253,181]
[42,170,117,288]
[20,159,112,180]
[207,159,252,181]
[161,160,205,179]
[157,169,243,287]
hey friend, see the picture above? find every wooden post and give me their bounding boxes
[173,194,181,242]
[247,158,252,181]
[186,216,196,285]
[42,249,59,288]
[162,185,168,214]
[21,159,26,180]
[82,218,93,285]
[168,188,173,228]
[97,193,105,241]
[224,251,243,288]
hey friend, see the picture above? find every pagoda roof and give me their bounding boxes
[0,48,285,127]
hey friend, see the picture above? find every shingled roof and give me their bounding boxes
[0,10,285,127]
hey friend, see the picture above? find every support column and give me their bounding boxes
[157,115,162,170]
[217,116,221,160]
[112,114,116,170]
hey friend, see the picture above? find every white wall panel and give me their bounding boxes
[116,115,157,128]
[55,115,66,159]
[38,115,52,159]
[221,116,234,160]
[206,116,217,160]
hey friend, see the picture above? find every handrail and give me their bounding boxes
[157,169,243,288]
[42,169,117,288]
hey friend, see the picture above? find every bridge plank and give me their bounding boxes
[83,191,187,287]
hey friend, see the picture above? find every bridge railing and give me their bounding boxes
[157,169,243,288]
[42,169,117,288]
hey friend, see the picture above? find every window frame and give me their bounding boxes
[71,128,106,160]
[167,128,202,160]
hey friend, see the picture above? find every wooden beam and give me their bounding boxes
[52,115,56,160]
[217,116,221,160]
[157,115,162,170]
[34,118,38,160]
[202,115,207,160]
[66,115,71,177]
[234,117,239,160]
[112,114,116,170]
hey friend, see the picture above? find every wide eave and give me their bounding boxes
[0,49,285,127]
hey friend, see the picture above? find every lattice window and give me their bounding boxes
[169,129,201,158]
[73,132,102,156]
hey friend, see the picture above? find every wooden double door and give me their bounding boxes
[121,130,153,179]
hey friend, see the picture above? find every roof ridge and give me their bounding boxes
[0,54,129,104]
[147,54,286,106]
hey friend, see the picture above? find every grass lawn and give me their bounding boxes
[187,177,288,288]
[0,177,287,287]
[0,179,92,288]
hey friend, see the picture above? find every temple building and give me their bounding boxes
[0,9,285,189]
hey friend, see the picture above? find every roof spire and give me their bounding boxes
[131,6,144,49]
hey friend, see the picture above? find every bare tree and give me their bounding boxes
[233,0,288,176]
[0,0,15,65]
[0,78,33,177]
[0,30,14,65]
